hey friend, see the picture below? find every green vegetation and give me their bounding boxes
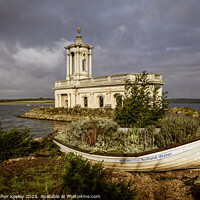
[55,119,124,152]
[56,115,200,153]
[0,153,138,199]
[0,125,138,199]
[155,115,200,148]
[114,71,168,127]
[0,156,65,196]
[0,125,59,162]
[55,119,157,153]
[61,153,138,200]
[33,106,114,118]
[0,126,33,162]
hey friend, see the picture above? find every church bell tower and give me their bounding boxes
[65,27,93,80]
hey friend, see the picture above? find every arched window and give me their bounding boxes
[84,97,88,107]
[82,59,86,71]
[99,96,104,108]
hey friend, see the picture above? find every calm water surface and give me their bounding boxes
[0,105,69,139]
[0,103,200,139]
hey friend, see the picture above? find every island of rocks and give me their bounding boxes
[18,106,200,122]
[18,107,114,122]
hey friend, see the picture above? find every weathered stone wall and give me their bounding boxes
[19,107,114,122]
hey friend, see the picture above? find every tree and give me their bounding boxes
[0,126,33,162]
[114,71,168,127]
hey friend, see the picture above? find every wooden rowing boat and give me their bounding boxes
[49,132,200,172]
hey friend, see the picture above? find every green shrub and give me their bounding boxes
[0,126,33,162]
[114,71,168,127]
[0,124,60,162]
[56,119,120,151]
[155,115,200,148]
[33,136,60,153]
[60,153,138,200]
[140,125,157,151]
[56,119,158,153]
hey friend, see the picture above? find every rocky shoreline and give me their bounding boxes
[18,106,200,122]
[18,106,114,122]
[167,106,200,118]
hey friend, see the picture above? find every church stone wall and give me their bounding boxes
[54,85,126,109]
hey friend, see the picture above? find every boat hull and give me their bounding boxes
[51,135,200,172]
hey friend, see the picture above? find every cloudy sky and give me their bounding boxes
[0,0,200,99]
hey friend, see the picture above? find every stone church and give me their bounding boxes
[54,27,165,109]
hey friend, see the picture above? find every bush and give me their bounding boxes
[60,153,138,200]
[114,71,168,127]
[56,119,159,153]
[155,115,200,148]
[32,136,60,153]
[0,124,60,162]
[55,119,120,151]
[0,126,33,162]
[140,125,156,151]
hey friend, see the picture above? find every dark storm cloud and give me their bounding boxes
[0,0,200,98]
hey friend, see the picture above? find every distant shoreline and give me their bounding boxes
[0,98,54,105]
[0,98,199,105]
[167,99,200,104]
[0,102,54,105]
[0,99,54,105]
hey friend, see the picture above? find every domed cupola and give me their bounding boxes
[65,27,93,80]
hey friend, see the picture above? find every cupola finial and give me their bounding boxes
[76,27,82,41]
[77,27,81,34]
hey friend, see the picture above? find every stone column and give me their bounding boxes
[90,92,94,108]
[77,47,80,79]
[59,94,62,107]
[77,93,80,106]
[70,53,72,76]
[70,93,76,107]
[75,51,78,80]
[89,49,92,77]
[55,94,59,108]
[66,50,70,80]
[106,92,111,105]
[68,94,71,108]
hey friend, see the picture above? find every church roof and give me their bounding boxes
[65,27,93,49]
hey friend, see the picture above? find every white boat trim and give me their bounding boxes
[50,133,200,172]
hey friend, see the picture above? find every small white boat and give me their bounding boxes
[26,104,30,107]
[49,133,200,172]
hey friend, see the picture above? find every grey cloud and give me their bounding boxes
[0,0,200,98]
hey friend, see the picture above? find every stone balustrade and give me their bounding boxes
[54,73,163,89]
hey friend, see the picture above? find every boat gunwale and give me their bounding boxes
[48,132,200,157]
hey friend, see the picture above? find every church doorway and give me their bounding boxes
[61,94,68,108]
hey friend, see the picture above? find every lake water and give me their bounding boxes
[0,103,200,139]
[0,105,69,139]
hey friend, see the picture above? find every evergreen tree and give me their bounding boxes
[114,71,168,127]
